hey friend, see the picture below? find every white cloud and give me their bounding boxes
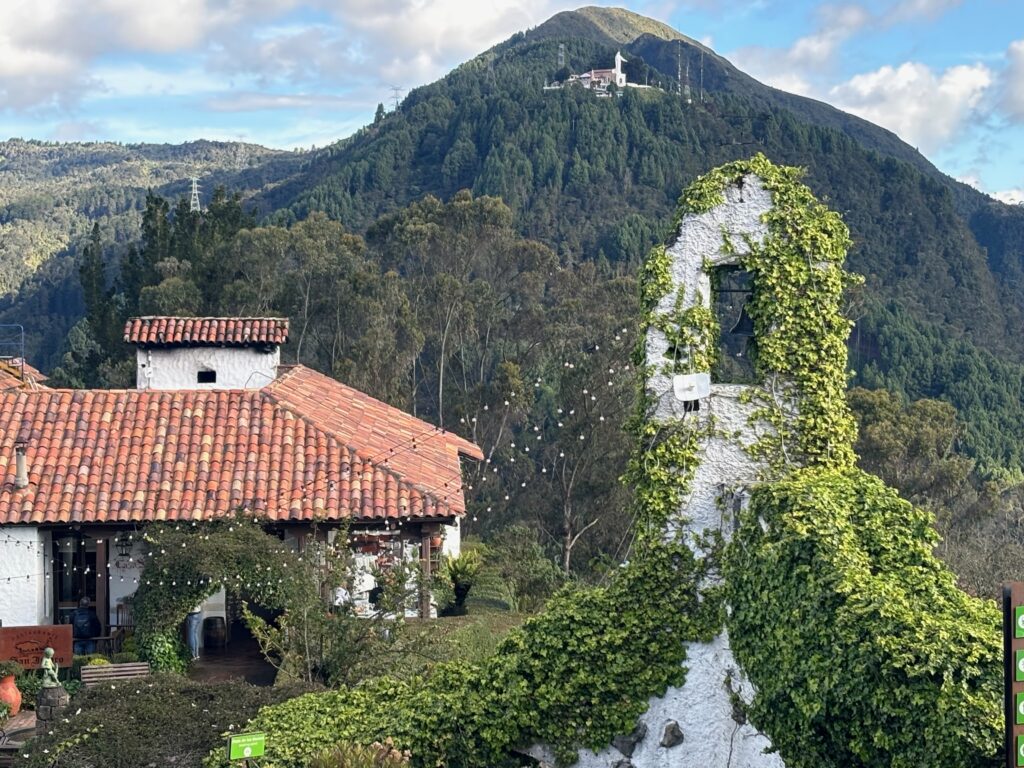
[49,120,105,142]
[206,23,358,86]
[222,0,578,86]
[0,0,305,111]
[884,0,961,23]
[828,61,992,151]
[184,0,601,94]
[206,92,365,111]
[92,65,228,99]
[956,173,983,189]
[729,3,870,96]
[791,4,872,64]
[993,188,1024,205]
[1001,40,1024,121]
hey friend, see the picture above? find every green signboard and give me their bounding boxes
[1016,606,1024,639]
[227,732,266,761]
[1017,692,1024,726]
[1018,734,1024,767]
[1016,649,1024,683]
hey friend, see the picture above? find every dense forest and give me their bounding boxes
[7,7,1024,577]
[0,139,301,360]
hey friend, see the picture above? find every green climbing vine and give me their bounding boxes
[724,468,1001,768]
[205,542,719,768]
[639,243,672,307]
[649,155,1001,768]
[629,238,718,537]
[133,515,317,671]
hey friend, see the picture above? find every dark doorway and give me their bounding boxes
[52,532,101,627]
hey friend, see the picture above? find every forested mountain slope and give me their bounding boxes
[252,7,1024,473]
[0,139,300,359]
[6,6,1024,475]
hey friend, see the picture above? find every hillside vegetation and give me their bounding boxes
[6,8,1024,479]
[0,139,299,358]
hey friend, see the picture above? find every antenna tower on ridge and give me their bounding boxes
[189,177,201,213]
[700,50,705,103]
[389,86,404,112]
[677,41,682,92]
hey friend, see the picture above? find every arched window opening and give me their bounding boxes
[712,266,757,383]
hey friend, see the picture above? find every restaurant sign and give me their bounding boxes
[0,625,73,669]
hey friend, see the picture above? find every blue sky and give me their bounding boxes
[1,0,1021,201]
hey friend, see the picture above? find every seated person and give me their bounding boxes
[71,597,102,654]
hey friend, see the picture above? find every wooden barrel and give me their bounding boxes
[202,616,227,649]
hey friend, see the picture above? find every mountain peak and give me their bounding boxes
[527,6,697,48]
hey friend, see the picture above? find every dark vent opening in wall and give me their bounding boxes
[197,370,217,384]
[712,266,757,384]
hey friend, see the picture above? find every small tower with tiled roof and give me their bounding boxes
[124,316,289,391]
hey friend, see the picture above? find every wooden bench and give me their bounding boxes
[80,661,151,687]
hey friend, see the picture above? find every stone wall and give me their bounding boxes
[531,175,788,768]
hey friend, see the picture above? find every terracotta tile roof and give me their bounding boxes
[0,366,481,526]
[0,359,48,391]
[266,366,484,515]
[124,317,289,348]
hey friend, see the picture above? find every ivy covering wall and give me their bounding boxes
[725,468,1001,767]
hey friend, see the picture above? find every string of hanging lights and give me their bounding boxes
[0,326,637,586]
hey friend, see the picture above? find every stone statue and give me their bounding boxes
[40,647,60,688]
[35,647,69,739]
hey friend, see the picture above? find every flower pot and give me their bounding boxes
[0,674,22,716]
[429,535,443,550]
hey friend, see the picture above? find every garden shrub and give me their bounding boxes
[435,550,482,616]
[138,631,189,674]
[207,541,716,768]
[15,673,41,710]
[308,739,411,768]
[480,526,564,612]
[21,674,313,768]
[71,654,109,677]
[725,467,1001,768]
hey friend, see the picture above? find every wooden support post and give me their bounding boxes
[420,529,432,619]
[96,539,107,634]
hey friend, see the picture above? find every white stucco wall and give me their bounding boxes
[646,175,771,411]
[442,519,461,558]
[0,526,48,627]
[136,346,280,390]
[530,175,787,768]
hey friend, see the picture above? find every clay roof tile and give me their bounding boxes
[0,365,481,526]
[124,317,289,348]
